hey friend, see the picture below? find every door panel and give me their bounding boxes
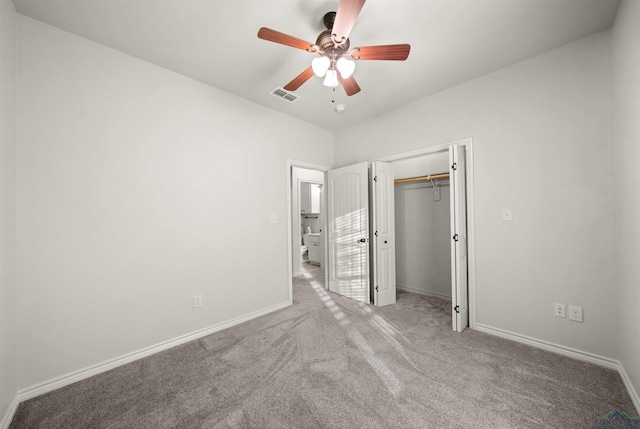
[328,163,370,303]
[449,145,468,332]
[372,162,396,306]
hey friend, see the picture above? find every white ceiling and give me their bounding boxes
[14,0,620,132]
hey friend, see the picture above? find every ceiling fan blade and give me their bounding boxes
[332,0,366,44]
[351,44,411,61]
[258,27,315,52]
[339,74,361,96]
[284,67,315,91]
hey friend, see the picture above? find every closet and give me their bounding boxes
[393,152,452,300]
[391,145,469,332]
[324,144,468,331]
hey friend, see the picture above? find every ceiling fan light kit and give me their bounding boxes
[257,0,410,97]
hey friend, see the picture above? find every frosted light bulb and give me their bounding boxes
[312,57,330,77]
[336,57,355,79]
[323,69,339,87]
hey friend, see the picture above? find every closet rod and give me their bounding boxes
[394,173,450,184]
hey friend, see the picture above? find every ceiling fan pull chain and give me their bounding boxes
[332,87,336,104]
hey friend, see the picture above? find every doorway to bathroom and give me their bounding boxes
[287,162,329,297]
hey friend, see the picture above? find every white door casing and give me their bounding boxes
[449,144,469,332]
[327,162,370,303]
[371,162,396,306]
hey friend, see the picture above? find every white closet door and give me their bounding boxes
[371,162,396,306]
[449,144,468,332]
[327,162,370,303]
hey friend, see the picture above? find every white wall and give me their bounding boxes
[612,0,640,408]
[395,181,451,299]
[16,15,333,391]
[0,0,18,424]
[393,152,451,299]
[335,31,616,358]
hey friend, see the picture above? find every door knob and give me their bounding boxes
[357,238,367,243]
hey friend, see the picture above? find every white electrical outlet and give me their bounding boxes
[554,303,566,318]
[193,295,203,308]
[568,305,583,322]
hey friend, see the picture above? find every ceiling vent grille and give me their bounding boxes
[270,87,300,103]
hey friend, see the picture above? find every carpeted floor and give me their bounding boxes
[10,264,637,428]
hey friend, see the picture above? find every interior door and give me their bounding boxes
[371,162,396,306]
[449,144,468,332]
[327,162,370,303]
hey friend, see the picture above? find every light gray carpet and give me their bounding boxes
[11,265,637,428]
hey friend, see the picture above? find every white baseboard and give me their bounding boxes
[475,323,619,368]
[18,300,291,402]
[618,362,640,415]
[397,285,451,301]
[475,323,640,415]
[1,394,19,429]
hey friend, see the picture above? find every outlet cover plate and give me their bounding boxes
[568,305,583,322]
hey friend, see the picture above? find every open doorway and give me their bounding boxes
[300,181,323,273]
[287,162,328,300]
[393,151,452,301]
[392,148,469,330]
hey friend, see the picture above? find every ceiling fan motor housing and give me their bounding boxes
[316,29,350,54]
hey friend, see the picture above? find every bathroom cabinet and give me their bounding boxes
[300,182,321,213]
[304,233,321,265]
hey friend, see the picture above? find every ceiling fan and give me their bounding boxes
[257,0,410,97]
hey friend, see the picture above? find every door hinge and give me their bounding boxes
[453,234,459,242]
[373,176,377,182]
[451,162,457,171]
[454,305,460,314]
[375,285,379,292]
[374,231,378,237]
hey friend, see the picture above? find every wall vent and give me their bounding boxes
[270,87,300,103]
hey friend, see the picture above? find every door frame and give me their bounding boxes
[374,138,477,330]
[286,160,330,304]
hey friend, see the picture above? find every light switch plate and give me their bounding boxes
[554,303,566,318]
[193,295,202,308]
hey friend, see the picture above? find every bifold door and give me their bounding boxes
[449,144,468,332]
[371,162,396,306]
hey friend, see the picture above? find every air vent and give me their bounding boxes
[270,87,300,103]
